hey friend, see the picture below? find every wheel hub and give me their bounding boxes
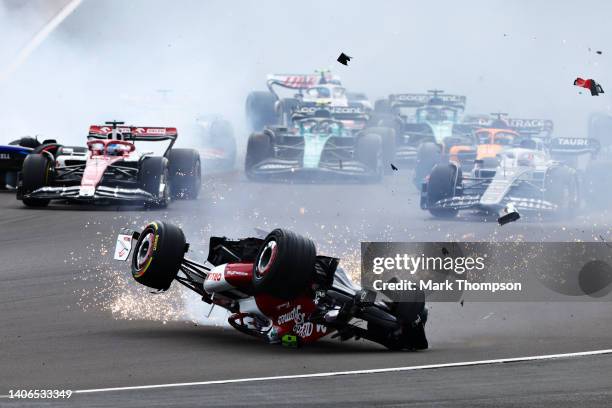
[256,240,277,278]
[137,232,155,269]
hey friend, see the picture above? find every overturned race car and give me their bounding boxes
[114,221,429,350]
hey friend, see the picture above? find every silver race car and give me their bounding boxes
[420,137,599,220]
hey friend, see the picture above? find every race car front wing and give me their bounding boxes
[18,185,157,202]
[421,193,557,212]
[248,158,377,180]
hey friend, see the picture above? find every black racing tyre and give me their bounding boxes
[427,163,461,218]
[21,154,52,207]
[131,221,187,291]
[414,142,442,187]
[374,99,393,114]
[545,166,579,218]
[246,91,278,131]
[245,133,273,178]
[368,112,401,139]
[168,148,201,200]
[252,229,316,299]
[365,127,396,174]
[356,133,383,182]
[139,157,170,208]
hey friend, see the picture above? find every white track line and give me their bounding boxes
[0,348,610,398]
[0,0,82,84]
[3,348,608,397]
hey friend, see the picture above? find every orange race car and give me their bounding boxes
[413,114,553,185]
[448,115,553,168]
[448,127,520,166]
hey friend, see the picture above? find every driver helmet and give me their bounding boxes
[90,142,105,155]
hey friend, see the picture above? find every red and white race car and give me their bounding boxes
[17,121,201,208]
[114,221,429,350]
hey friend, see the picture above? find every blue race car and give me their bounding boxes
[0,137,59,189]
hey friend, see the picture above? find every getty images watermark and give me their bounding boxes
[360,242,612,302]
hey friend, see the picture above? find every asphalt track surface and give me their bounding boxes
[1,169,612,407]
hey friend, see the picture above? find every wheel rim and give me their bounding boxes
[255,240,277,278]
[136,232,155,270]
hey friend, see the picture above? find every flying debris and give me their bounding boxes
[596,50,603,55]
[574,77,605,96]
[390,163,398,171]
[498,203,520,226]
[337,52,351,66]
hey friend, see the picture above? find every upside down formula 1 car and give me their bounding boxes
[114,221,429,350]
[17,121,201,208]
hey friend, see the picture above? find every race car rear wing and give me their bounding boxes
[266,73,341,90]
[505,118,553,137]
[267,74,319,91]
[265,72,343,101]
[387,93,466,109]
[463,115,554,137]
[88,125,178,141]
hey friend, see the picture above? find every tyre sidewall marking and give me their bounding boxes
[133,223,159,278]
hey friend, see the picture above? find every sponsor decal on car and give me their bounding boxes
[294,322,313,337]
[507,119,545,128]
[293,323,327,338]
[277,305,305,325]
[206,272,223,282]
[0,153,10,159]
[276,301,291,310]
[225,270,249,277]
[133,127,166,135]
[295,106,363,114]
[555,138,590,146]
